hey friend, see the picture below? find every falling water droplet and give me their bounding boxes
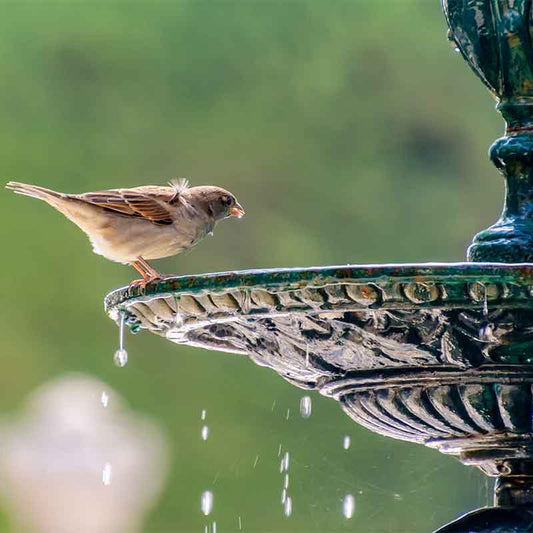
[284,473,289,489]
[284,496,292,517]
[281,488,287,503]
[201,491,213,515]
[343,436,351,450]
[102,462,112,486]
[305,344,310,367]
[283,452,290,471]
[201,409,207,421]
[101,391,109,408]
[393,493,403,501]
[114,312,128,367]
[253,455,259,468]
[343,494,355,519]
[238,516,242,530]
[299,396,312,418]
[277,444,282,457]
[212,522,217,533]
[201,425,210,441]
[286,408,290,420]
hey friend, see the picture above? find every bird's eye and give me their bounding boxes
[221,196,232,206]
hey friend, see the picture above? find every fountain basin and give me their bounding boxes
[105,262,533,478]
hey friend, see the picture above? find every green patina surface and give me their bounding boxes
[444,0,533,262]
[105,262,533,312]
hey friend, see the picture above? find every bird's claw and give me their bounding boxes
[128,276,163,293]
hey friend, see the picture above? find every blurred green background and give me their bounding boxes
[0,1,504,531]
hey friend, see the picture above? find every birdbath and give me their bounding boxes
[105,1,533,531]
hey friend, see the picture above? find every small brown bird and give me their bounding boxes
[6,179,244,285]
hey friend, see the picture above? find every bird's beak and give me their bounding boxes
[230,202,245,218]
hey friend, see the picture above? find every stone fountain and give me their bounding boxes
[105,1,533,531]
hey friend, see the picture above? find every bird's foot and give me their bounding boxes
[127,275,163,292]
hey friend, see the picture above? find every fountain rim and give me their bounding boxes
[105,261,533,313]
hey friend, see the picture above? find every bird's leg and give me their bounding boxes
[136,256,163,279]
[129,258,162,290]
[128,262,150,289]
[130,261,151,279]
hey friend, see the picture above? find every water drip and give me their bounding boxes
[102,462,112,486]
[114,311,128,367]
[284,496,292,517]
[100,391,109,408]
[343,494,355,518]
[201,491,213,515]
[299,396,312,418]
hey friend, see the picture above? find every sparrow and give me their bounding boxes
[5,179,244,284]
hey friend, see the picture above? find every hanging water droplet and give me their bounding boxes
[173,296,184,327]
[114,349,128,367]
[343,435,351,450]
[477,281,496,341]
[448,31,461,54]
[102,462,112,486]
[284,473,289,489]
[201,491,213,515]
[480,323,497,342]
[284,496,292,517]
[201,409,207,420]
[343,494,355,519]
[114,312,128,367]
[201,425,210,441]
[241,289,251,313]
[299,396,312,418]
[101,391,109,408]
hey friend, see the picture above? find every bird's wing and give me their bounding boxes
[71,186,180,224]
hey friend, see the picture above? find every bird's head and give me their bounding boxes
[181,186,245,222]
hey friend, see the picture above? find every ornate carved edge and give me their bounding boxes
[105,263,533,334]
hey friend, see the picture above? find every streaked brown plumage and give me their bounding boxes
[5,179,244,284]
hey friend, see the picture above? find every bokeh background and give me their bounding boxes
[0,1,504,531]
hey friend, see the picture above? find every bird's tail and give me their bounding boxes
[5,181,66,202]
